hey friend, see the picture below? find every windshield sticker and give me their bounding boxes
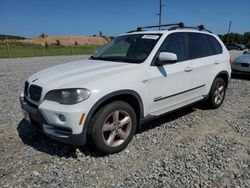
[142,35,159,40]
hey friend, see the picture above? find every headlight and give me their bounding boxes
[45,88,91,104]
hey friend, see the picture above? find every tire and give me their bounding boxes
[206,77,226,109]
[89,101,137,154]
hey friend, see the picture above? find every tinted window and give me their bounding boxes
[160,33,188,62]
[188,33,214,59]
[92,34,161,63]
[206,35,222,54]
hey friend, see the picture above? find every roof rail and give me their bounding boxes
[127,22,184,33]
[168,24,212,33]
[127,22,212,33]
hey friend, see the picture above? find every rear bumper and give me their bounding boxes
[19,95,87,146]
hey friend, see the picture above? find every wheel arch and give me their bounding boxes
[83,90,144,134]
[205,70,230,100]
[214,71,230,88]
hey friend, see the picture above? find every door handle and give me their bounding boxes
[184,67,193,72]
[214,61,220,65]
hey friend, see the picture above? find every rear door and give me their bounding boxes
[188,32,214,97]
[187,32,222,97]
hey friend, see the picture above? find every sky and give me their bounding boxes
[0,0,249,38]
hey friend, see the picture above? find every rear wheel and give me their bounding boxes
[89,101,137,154]
[206,77,226,108]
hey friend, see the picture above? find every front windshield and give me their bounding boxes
[90,34,162,63]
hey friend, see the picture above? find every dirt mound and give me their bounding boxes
[5,36,109,46]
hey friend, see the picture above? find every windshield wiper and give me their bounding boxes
[89,55,97,60]
[89,56,112,61]
[89,56,142,63]
[90,56,126,62]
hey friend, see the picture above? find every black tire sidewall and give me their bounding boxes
[89,101,137,154]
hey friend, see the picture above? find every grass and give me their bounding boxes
[0,42,103,58]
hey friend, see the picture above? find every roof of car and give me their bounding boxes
[123,29,214,37]
[126,22,212,34]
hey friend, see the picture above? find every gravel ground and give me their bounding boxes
[0,53,249,187]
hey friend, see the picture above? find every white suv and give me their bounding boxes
[20,23,231,154]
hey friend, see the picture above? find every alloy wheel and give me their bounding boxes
[213,82,225,105]
[102,110,132,147]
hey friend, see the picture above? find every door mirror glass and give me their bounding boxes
[157,52,177,65]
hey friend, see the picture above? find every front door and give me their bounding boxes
[149,32,193,114]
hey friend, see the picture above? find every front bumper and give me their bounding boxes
[19,95,87,146]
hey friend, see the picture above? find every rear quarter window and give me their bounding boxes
[206,35,223,55]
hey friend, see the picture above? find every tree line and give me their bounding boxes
[0,34,25,40]
[218,32,250,46]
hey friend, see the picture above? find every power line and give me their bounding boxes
[166,1,229,24]
[166,0,247,33]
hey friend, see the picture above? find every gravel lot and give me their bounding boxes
[0,52,249,187]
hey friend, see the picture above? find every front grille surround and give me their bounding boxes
[24,81,29,96]
[24,96,38,109]
[29,85,43,101]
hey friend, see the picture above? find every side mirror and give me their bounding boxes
[156,52,177,66]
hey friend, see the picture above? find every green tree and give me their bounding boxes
[243,32,250,45]
[39,33,47,38]
[218,32,250,45]
[56,40,61,46]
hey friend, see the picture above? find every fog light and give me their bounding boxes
[59,114,66,122]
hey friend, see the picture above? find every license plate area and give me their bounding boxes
[241,63,249,67]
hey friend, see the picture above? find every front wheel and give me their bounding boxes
[206,77,226,109]
[89,101,137,154]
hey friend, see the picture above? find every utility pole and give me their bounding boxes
[42,43,45,56]
[5,34,11,58]
[157,0,164,30]
[226,21,232,44]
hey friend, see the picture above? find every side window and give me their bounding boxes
[188,33,214,59]
[206,35,223,54]
[160,33,188,62]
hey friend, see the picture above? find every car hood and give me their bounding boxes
[234,54,250,64]
[27,59,137,89]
